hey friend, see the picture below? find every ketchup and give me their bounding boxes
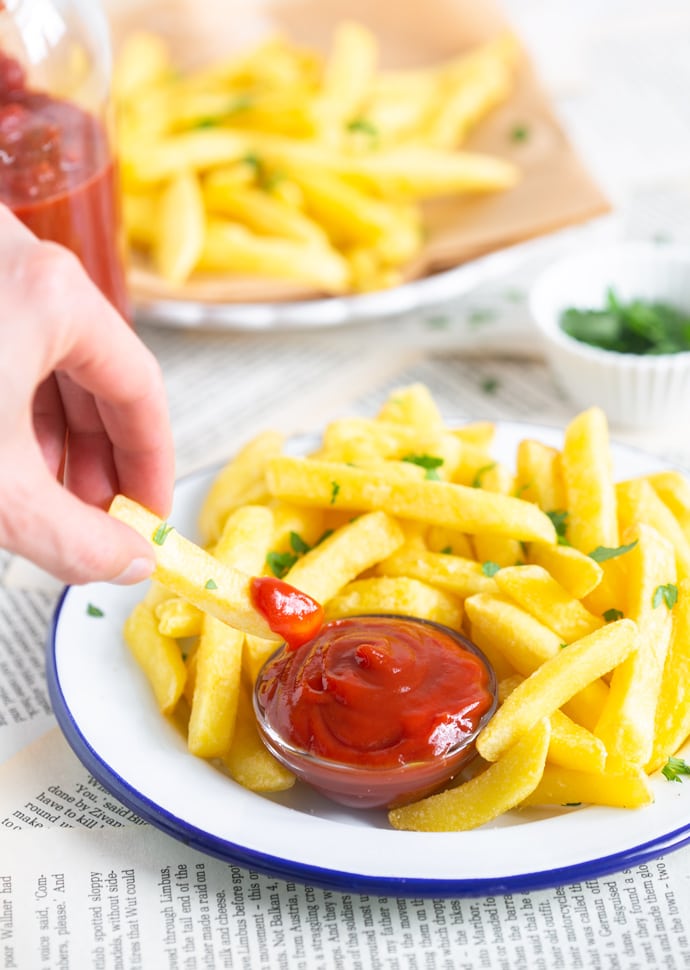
[255,615,495,771]
[250,576,324,650]
[0,49,129,317]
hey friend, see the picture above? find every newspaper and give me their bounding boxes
[4,0,690,964]
[3,340,690,968]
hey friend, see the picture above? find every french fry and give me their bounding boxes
[156,597,204,639]
[109,495,282,642]
[113,30,172,102]
[423,33,519,149]
[616,477,690,581]
[425,525,474,560]
[221,682,296,791]
[470,461,523,568]
[337,145,519,200]
[476,619,638,763]
[198,430,284,544]
[464,592,608,730]
[203,177,328,246]
[451,421,495,449]
[493,564,603,643]
[265,456,557,542]
[646,470,690,544]
[647,578,690,772]
[198,218,350,292]
[325,576,463,629]
[243,633,280,685]
[594,525,677,766]
[122,128,252,185]
[312,21,378,146]
[282,510,404,603]
[521,763,652,809]
[124,602,186,714]
[154,170,205,283]
[389,719,550,832]
[526,541,603,600]
[321,416,462,475]
[561,407,618,553]
[377,545,497,599]
[188,505,275,758]
[376,384,445,431]
[266,502,327,558]
[188,618,245,758]
[498,675,607,773]
[515,438,565,511]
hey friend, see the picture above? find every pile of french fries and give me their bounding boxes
[110,384,690,831]
[114,23,521,294]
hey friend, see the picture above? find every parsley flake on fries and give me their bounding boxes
[113,385,690,827]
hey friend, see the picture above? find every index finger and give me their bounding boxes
[2,207,175,517]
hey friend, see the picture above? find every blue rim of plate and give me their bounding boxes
[46,617,690,897]
[45,436,690,897]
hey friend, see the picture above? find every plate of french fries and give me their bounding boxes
[47,384,690,894]
[110,0,608,329]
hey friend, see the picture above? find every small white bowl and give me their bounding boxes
[529,242,690,429]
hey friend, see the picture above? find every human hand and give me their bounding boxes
[0,205,175,584]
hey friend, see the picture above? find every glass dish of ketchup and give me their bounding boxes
[0,0,128,317]
[254,614,497,809]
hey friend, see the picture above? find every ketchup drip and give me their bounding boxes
[0,49,129,317]
[250,576,324,650]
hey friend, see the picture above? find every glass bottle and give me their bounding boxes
[0,0,129,318]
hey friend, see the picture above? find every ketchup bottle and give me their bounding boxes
[0,0,130,319]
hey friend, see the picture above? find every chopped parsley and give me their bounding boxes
[346,117,379,141]
[204,579,218,590]
[402,453,444,480]
[481,377,500,395]
[86,603,104,618]
[653,583,678,610]
[472,463,496,488]
[468,307,496,326]
[425,314,451,330]
[289,531,311,555]
[266,550,298,579]
[603,608,624,623]
[482,561,501,578]
[440,546,453,555]
[560,287,690,355]
[152,522,174,545]
[588,540,638,563]
[546,510,569,544]
[266,529,333,579]
[510,123,530,142]
[330,481,341,505]
[662,756,690,782]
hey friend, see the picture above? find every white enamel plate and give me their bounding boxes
[47,422,690,896]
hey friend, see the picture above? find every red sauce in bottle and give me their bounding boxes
[0,49,129,317]
[255,615,495,772]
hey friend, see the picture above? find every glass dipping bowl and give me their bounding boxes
[253,615,497,810]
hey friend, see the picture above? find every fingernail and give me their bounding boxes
[111,557,155,585]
